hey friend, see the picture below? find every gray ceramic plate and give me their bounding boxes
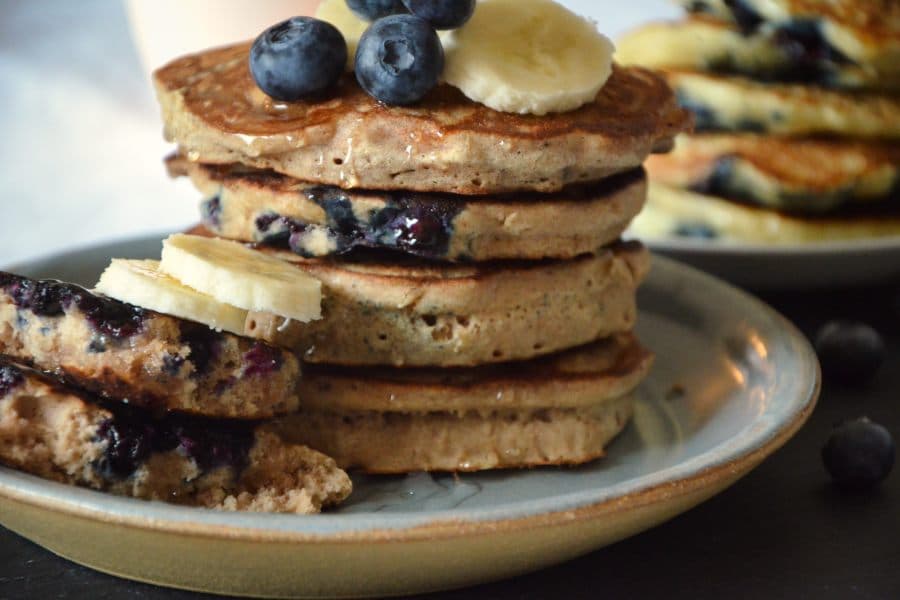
[0,235,819,598]
[641,236,900,290]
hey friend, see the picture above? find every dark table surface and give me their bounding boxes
[1,284,898,600]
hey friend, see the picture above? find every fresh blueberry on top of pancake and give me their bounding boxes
[402,0,476,29]
[250,17,347,101]
[815,321,885,385]
[822,417,895,491]
[355,14,444,104]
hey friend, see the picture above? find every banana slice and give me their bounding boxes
[159,234,322,322]
[95,259,249,334]
[442,0,615,115]
[316,0,369,69]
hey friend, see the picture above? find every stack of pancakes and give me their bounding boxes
[619,0,900,244]
[154,43,691,472]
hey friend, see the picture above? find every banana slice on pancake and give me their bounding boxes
[160,234,322,323]
[442,0,615,115]
[95,259,248,335]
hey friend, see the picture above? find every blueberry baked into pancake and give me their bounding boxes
[0,0,688,500]
[0,269,351,513]
[0,361,350,513]
[621,0,900,245]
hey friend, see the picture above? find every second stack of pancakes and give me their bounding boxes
[155,44,691,472]
[620,0,900,244]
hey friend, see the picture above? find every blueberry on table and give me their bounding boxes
[355,15,444,105]
[814,321,885,385]
[346,0,407,21]
[402,0,476,29]
[250,17,347,101]
[822,417,895,491]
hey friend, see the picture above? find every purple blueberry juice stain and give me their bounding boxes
[95,403,255,479]
[242,342,284,377]
[1,272,146,339]
[201,195,223,228]
[179,322,221,376]
[255,185,463,259]
[255,213,307,245]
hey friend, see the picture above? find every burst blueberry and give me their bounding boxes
[822,417,895,491]
[250,17,347,101]
[346,0,407,21]
[401,0,475,29]
[815,321,885,384]
[355,15,444,105]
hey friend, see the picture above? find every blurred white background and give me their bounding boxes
[0,0,676,266]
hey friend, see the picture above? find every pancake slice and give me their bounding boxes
[0,271,300,419]
[645,134,900,213]
[0,361,351,513]
[272,334,650,473]
[168,155,648,262]
[154,44,691,195]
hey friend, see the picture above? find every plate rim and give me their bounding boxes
[642,234,900,257]
[0,235,821,543]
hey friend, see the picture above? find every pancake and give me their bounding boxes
[617,17,893,90]
[630,182,900,244]
[153,43,692,195]
[274,398,634,473]
[217,233,650,367]
[296,332,652,413]
[667,70,900,138]
[0,361,351,514]
[168,155,647,262]
[679,0,900,75]
[645,134,900,213]
[0,271,300,419]
[271,334,650,472]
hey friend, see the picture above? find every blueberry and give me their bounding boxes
[822,417,895,490]
[346,0,407,21]
[96,418,158,479]
[0,364,25,398]
[727,0,765,34]
[355,15,444,105]
[673,222,718,240]
[249,17,347,101]
[401,0,475,29]
[815,321,885,384]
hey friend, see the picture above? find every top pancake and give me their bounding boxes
[154,43,692,195]
[679,0,900,74]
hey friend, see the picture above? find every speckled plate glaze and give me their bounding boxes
[0,235,819,599]
[639,236,900,289]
